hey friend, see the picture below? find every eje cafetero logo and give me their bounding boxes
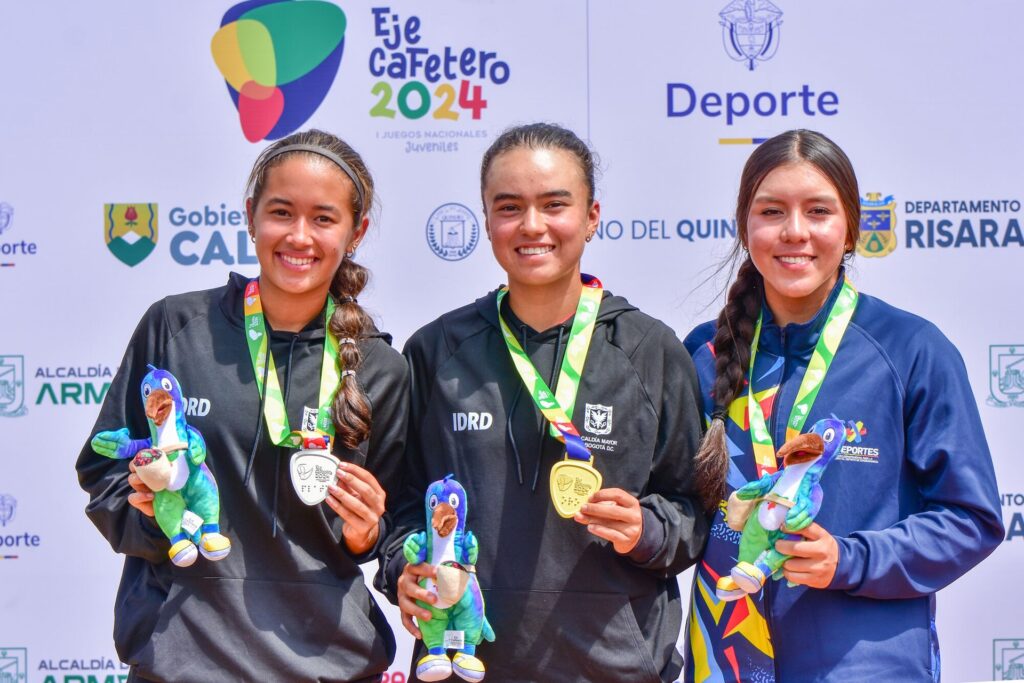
[211,0,349,142]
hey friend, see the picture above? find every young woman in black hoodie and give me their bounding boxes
[77,130,408,682]
[377,123,708,682]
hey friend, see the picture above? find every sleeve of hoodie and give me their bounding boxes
[829,322,1004,598]
[75,300,171,564]
[343,338,410,563]
[373,321,441,604]
[623,320,710,576]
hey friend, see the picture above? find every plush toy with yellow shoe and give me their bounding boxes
[716,418,843,601]
[404,476,494,681]
[91,366,231,567]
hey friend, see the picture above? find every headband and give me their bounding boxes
[259,143,366,215]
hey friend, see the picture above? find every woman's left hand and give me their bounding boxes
[574,488,644,554]
[775,522,839,588]
[326,461,386,555]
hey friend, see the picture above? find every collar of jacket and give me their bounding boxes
[217,271,393,345]
[755,266,849,357]
[471,284,637,339]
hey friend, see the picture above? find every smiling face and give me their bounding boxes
[745,162,852,326]
[247,155,367,307]
[483,146,599,295]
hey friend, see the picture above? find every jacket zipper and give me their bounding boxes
[763,326,785,674]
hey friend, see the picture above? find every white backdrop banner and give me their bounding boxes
[1,1,1021,682]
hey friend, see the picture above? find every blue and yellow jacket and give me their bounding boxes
[683,275,1003,683]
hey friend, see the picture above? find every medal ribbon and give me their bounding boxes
[243,279,341,448]
[496,274,603,462]
[747,278,858,476]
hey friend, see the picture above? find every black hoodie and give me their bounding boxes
[76,272,408,682]
[377,289,708,683]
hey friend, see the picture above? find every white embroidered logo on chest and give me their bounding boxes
[584,403,613,435]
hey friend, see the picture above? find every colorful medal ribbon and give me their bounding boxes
[496,274,604,518]
[495,274,603,461]
[243,279,341,449]
[747,278,858,476]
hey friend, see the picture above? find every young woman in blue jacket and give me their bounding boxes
[683,129,1003,682]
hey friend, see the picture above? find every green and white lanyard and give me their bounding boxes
[243,279,340,449]
[747,278,859,476]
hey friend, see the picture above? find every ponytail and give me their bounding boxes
[329,257,374,450]
[693,257,761,511]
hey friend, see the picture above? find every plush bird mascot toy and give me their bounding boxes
[404,476,494,682]
[91,366,230,567]
[716,417,844,601]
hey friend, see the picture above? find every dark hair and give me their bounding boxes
[480,123,598,206]
[693,129,860,511]
[246,129,376,450]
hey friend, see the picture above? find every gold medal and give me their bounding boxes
[549,457,602,518]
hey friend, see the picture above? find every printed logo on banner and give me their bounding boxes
[1004,493,1024,542]
[168,203,255,267]
[903,198,1023,249]
[211,0,349,143]
[0,494,15,527]
[995,639,1024,680]
[667,3,840,140]
[0,648,27,682]
[0,203,39,269]
[0,493,41,560]
[989,346,1024,408]
[369,7,510,154]
[0,355,27,417]
[36,655,130,678]
[857,193,898,258]
[0,202,12,236]
[34,364,114,407]
[104,203,158,267]
[584,403,613,436]
[719,0,783,70]
[426,203,479,261]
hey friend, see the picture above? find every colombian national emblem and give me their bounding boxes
[105,203,158,267]
[988,345,1024,407]
[719,0,783,71]
[858,193,897,258]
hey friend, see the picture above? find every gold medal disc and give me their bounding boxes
[549,458,603,518]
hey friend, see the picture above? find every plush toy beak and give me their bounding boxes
[146,389,173,426]
[779,432,825,466]
[432,502,458,538]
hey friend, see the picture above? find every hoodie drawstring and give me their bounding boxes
[243,333,299,539]
[243,349,272,487]
[271,334,301,538]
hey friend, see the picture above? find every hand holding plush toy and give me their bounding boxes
[403,476,494,682]
[716,418,844,601]
[92,365,231,567]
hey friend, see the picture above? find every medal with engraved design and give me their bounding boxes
[549,456,603,518]
[496,275,606,519]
